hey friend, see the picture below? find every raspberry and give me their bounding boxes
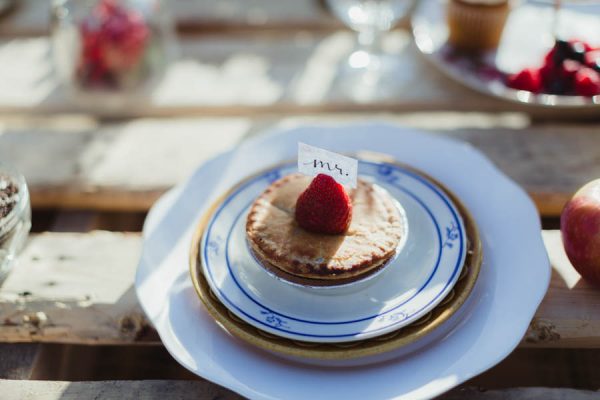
[512,39,599,96]
[295,174,352,235]
[570,40,595,53]
[574,68,600,96]
[507,68,542,93]
[584,50,600,72]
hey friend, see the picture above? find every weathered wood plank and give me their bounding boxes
[1,35,598,118]
[0,0,336,37]
[440,387,600,400]
[30,343,194,380]
[0,379,244,400]
[0,380,598,400]
[0,232,147,344]
[1,114,598,215]
[0,0,45,37]
[0,344,39,379]
[0,230,598,347]
[0,33,490,115]
[0,116,249,211]
[524,231,600,348]
[25,344,600,385]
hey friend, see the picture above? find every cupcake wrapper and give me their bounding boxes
[447,1,510,51]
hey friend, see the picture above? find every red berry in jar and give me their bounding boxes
[52,0,171,98]
[75,0,152,89]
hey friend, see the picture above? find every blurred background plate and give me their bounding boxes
[412,0,600,107]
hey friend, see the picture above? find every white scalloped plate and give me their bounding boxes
[135,123,550,400]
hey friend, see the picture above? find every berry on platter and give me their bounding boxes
[295,174,353,235]
[574,68,600,97]
[506,39,600,97]
[584,50,600,72]
[506,68,542,92]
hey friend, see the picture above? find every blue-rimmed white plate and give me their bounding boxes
[194,160,468,343]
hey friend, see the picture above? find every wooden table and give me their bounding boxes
[1,1,600,399]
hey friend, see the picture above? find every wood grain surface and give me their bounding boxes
[0,0,338,37]
[1,115,598,215]
[0,232,146,344]
[0,344,39,379]
[1,0,598,393]
[0,231,598,347]
[0,380,599,400]
[0,379,244,400]
[1,35,598,118]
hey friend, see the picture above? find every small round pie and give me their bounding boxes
[245,173,406,285]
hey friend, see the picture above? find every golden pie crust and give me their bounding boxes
[245,173,405,282]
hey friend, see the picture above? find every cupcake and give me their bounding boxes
[446,0,510,52]
[246,173,406,287]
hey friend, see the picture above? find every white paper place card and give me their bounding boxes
[298,143,358,188]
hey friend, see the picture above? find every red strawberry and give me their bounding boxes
[544,46,557,66]
[507,68,542,93]
[574,67,600,96]
[295,174,352,235]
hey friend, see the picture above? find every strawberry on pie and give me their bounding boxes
[295,174,353,235]
[246,173,406,286]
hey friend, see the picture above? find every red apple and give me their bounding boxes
[561,179,600,286]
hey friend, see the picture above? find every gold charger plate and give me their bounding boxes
[189,161,482,361]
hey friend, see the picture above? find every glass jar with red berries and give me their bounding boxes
[0,163,31,286]
[51,0,174,106]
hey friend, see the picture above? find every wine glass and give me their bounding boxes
[326,0,415,101]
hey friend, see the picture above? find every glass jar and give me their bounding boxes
[0,164,31,285]
[51,0,174,106]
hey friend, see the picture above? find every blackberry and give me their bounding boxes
[553,40,587,65]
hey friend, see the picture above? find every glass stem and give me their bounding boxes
[358,28,380,53]
[552,0,561,40]
[356,28,383,76]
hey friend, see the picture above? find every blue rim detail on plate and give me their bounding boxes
[225,186,440,324]
[201,161,466,339]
